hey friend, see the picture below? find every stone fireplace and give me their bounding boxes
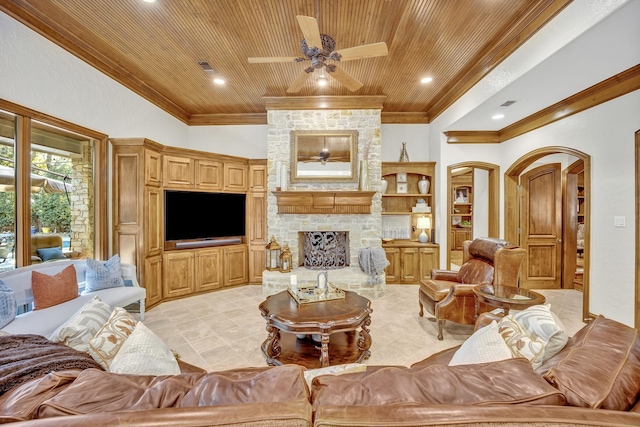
[261,107,386,298]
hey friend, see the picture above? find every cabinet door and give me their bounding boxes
[163,251,194,298]
[195,160,223,191]
[225,245,248,286]
[195,248,223,292]
[144,254,163,307]
[248,245,265,283]
[400,247,420,283]
[224,162,248,192]
[453,229,470,250]
[249,164,267,192]
[419,247,439,281]
[248,192,266,244]
[384,248,401,283]
[144,149,162,187]
[144,187,163,256]
[163,155,194,188]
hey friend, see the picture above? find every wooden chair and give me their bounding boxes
[418,237,526,340]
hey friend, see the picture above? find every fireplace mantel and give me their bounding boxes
[273,191,376,214]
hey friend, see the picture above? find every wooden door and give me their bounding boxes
[195,160,222,190]
[383,248,400,283]
[225,245,248,286]
[163,251,195,297]
[144,254,163,307]
[400,247,420,283]
[195,248,223,291]
[520,163,562,289]
[419,247,438,281]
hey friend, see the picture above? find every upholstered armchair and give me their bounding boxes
[418,237,526,340]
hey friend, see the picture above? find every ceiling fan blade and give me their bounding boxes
[296,15,322,49]
[248,56,301,63]
[328,67,363,92]
[333,42,388,61]
[287,70,313,93]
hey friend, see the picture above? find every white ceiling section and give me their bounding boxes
[447,0,637,131]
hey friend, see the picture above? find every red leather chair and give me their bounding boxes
[419,237,526,340]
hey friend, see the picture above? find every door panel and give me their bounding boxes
[521,163,562,289]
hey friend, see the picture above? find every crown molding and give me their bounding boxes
[263,96,386,111]
[189,113,268,126]
[446,64,640,144]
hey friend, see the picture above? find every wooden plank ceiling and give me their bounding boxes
[1,0,570,125]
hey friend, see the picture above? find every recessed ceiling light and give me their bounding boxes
[142,0,156,3]
[317,77,328,87]
[492,114,505,120]
[420,77,433,84]
[213,78,225,85]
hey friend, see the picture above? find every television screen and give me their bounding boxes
[164,190,246,242]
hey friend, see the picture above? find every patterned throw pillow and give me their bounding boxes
[88,307,137,369]
[31,264,79,310]
[85,254,125,293]
[49,296,112,352]
[449,321,513,366]
[109,321,180,375]
[498,315,545,369]
[0,279,17,329]
[513,304,568,362]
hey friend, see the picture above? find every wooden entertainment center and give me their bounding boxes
[111,138,266,309]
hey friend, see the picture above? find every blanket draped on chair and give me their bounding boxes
[0,334,102,395]
[358,247,389,285]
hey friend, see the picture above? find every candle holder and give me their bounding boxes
[280,244,292,273]
[265,236,282,271]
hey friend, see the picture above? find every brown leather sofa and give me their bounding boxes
[419,237,526,339]
[0,316,639,425]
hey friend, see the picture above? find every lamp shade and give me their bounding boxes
[416,216,431,230]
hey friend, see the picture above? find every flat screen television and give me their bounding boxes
[164,190,246,244]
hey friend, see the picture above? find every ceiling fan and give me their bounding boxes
[248,15,388,93]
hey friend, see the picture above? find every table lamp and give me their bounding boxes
[416,216,431,243]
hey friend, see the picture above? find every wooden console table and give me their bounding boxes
[259,290,372,368]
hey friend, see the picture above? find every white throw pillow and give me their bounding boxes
[497,315,545,369]
[513,304,568,362]
[449,320,513,366]
[109,321,180,376]
[49,296,111,352]
[88,307,137,369]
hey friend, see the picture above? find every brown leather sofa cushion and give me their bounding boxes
[467,237,513,263]
[311,358,565,410]
[456,258,494,284]
[541,315,640,410]
[37,365,308,417]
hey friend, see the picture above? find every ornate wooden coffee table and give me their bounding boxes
[259,289,372,369]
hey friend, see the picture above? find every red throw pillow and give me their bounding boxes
[32,265,79,310]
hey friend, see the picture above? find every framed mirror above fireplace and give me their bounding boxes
[290,130,358,183]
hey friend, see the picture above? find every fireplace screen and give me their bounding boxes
[300,231,349,269]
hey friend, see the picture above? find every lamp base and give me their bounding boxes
[418,230,428,243]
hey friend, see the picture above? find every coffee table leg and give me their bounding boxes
[262,325,281,365]
[358,316,372,353]
[320,334,330,367]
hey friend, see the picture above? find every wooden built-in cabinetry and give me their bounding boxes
[111,138,257,309]
[450,169,474,250]
[248,160,267,283]
[381,162,439,284]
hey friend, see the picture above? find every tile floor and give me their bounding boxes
[143,284,585,372]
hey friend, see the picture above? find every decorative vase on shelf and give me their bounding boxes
[358,160,369,191]
[417,176,430,195]
[399,142,410,162]
[381,177,388,194]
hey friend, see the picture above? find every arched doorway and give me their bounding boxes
[505,147,591,322]
[446,162,500,269]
